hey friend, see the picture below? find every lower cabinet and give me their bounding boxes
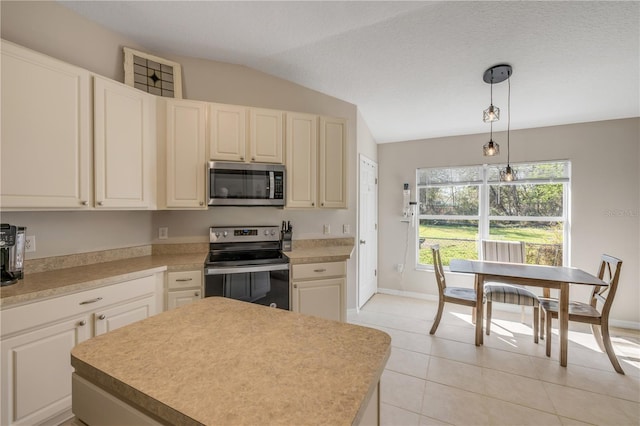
[0,274,162,426]
[291,261,346,322]
[166,270,202,310]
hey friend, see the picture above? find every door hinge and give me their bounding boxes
[375,223,377,230]
[374,269,377,276]
[375,178,378,184]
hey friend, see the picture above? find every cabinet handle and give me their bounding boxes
[294,284,297,289]
[97,201,103,206]
[79,297,103,305]
[360,240,366,245]
[240,156,244,161]
[78,320,86,326]
[81,201,88,206]
[195,292,200,297]
[252,157,256,161]
[98,314,106,320]
[176,278,193,282]
[199,201,204,206]
[321,202,324,206]
[311,203,315,207]
[314,268,327,273]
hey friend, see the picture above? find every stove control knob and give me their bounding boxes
[270,230,276,236]
[214,232,220,238]
[223,231,228,237]
[264,230,269,236]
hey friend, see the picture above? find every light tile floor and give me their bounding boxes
[348,293,640,426]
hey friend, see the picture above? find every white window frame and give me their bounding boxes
[416,160,571,269]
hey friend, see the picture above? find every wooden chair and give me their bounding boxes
[482,240,540,343]
[430,245,478,335]
[539,254,624,374]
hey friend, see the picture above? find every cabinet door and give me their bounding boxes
[0,315,91,425]
[94,76,156,209]
[167,289,201,310]
[94,294,156,336]
[0,40,91,209]
[165,99,207,209]
[285,113,317,208]
[292,277,345,322]
[209,103,247,162]
[319,117,347,209]
[250,108,284,164]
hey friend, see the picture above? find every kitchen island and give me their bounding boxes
[71,297,390,425]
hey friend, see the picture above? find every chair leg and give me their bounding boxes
[430,300,444,335]
[521,305,525,324]
[533,306,539,344]
[485,300,492,335]
[545,311,552,357]
[540,309,545,340]
[590,323,606,353]
[600,319,625,374]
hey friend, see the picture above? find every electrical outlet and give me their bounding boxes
[25,235,36,253]
[343,224,350,234]
[158,227,169,240]
[396,263,404,273]
[323,224,331,235]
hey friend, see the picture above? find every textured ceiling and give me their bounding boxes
[59,1,639,143]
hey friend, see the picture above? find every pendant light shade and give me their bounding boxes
[483,120,500,156]
[483,139,500,156]
[481,64,516,180]
[483,105,500,123]
[500,164,517,182]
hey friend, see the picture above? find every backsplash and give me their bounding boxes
[22,239,352,274]
[24,245,153,274]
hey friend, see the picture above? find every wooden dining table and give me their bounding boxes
[449,259,607,367]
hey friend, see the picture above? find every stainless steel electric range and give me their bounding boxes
[204,226,290,310]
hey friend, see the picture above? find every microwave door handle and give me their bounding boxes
[269,172,275,199]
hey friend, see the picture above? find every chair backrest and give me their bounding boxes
[482,240,525,264]
[431,245,446,295]
[592,254,623,317]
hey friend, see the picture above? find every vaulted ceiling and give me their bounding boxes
[60,1,639,143]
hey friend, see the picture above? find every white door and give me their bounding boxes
[358,155,378,308]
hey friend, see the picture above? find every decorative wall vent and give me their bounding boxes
[123,47,182,98]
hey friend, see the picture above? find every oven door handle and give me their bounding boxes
[205,263,289,275]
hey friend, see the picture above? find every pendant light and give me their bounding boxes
[483,120,500,156]
[483,69,500,123]
[499,67,517,182]
[482,65,510,157]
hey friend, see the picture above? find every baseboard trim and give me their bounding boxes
[375,288,640,330]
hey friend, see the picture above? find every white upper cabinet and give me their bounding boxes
[93,76,156,209]
[164,99,207,209]
[318,117,347,209]
[209,105,284,164]
[285,112,318,208]
[0,40,92,209]
[209,103,247,162]
[249,108,283,164]
[285,114,348,209]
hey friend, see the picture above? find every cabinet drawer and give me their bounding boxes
[1,275,158,337]
[292,262,346,280]
[167,270,202,290]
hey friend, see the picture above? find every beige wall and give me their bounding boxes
[1,1,365,308]
[378,118,640,326]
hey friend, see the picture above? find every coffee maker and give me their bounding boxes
[1,223,26,286]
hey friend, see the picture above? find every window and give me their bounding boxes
[417,161,570,267]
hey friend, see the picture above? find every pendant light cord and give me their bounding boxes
[507,71,511,166]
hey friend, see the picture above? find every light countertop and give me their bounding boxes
[0,240,355,309]
[0,253,206,308]
[71,297,391,425]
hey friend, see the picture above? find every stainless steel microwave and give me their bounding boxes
[208,162,285,207]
